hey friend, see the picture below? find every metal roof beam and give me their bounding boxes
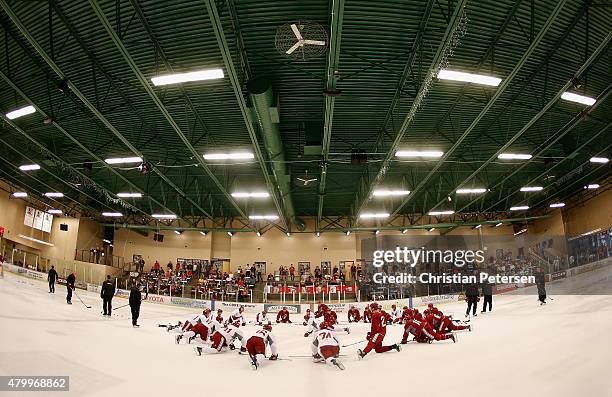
[352,0,467,219]
[0,1,203,219]
[88,0,244,220]
[316,0,345,232]
[389,0,569,217]
[203,0,290,230]
[420,29,612,216]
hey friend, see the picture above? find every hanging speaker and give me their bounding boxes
[60,224,68,231]
[351,149,367,165]
[153,233,164,242]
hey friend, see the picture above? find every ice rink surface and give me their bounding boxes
[1,268,612,397]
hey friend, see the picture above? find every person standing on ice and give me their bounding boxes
[66,272,76,304]
[47,266,58,293]
[465,281,479,317]
[100,275,115,316]
[129,283,142,327]
[535,267,546,305]
[481,277,493,313]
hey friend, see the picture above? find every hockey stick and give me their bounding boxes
[73,290,91,308]
[287,354,348,358]
[113,303,130,310]
[341,339,367,347]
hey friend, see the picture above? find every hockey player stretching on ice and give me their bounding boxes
[362,305,372,323]
[347,305,361,323]
[194,321,244,356]
[305,304,349,337]
[255,310,269,325]
[245,323,278,370]
[303,308,313,325]
[425,304,471,333]
[227,307,246,327]
[401,309,456,344]
[276,307,291,323]
[311,321,345,370]
[389,304,402,324]
[358,303,400,359]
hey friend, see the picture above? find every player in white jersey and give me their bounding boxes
[226,306,246,327]
[175,309,215,343]
[169,308,210,333]
[311,321,345,370]
[389,304,402,324]
[245,323,278,370]
[255,310,269,325]
[194,321,245,355]
[178,312,223,344]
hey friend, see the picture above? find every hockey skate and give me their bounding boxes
[331,358,345,370]
[312,353,324,363]
[195,347,202,356]
[188,335,196,344]
[175,334,183,344]
[449,333,457,343]
[357,349,366,359]
[250,355,259,370]
[344,327,350,334]
[391,344,401,352]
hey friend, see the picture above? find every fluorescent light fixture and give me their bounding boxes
[495,222,503,227]
[18,234,54,246]
[231,192,270,198]
[590,157,609,164]
[402,229,408,234]
[151,68,224,86]
[475,224,482,229]
[103,239,112,244]
[375,230,380,235]
[346,230,351,236]
[456,188,487,194]
[44,192,64,198]
[174,230,182,235]
[256,231,261,237]
[585,184,600,190]
[428,210,454,216]
[396,150,443,158]
[117,192,143,198]
[359,213,390,219]
[428,227,435,232]
[12,192,28,198]
[437,69,502,87]
[6,105,36,120]
[249,215,279,220]
[510,205,529,211]
[152,213,177,219]
[316,232,320,237]
[498,153,532,160]
[102,212,123,217]
[227,231,234,237]
[47,209,62,214]
[372,189,411,197]
[520,186,544,192]
[549,202,565,208]
[203,152,254,160]
[286,232,291,237]
[514,229,527,236]
[200,231,208,236]
[104,156,142,164]
[561,92,596,106]
[19,164,40,171]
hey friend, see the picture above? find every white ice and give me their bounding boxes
[1,268,611,397]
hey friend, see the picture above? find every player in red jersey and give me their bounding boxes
[402,312,456,344]
[276,306,292,323]
[347,305,361,322]
[245,323,278,370]
[363,305,372,323]
[357,303,400,359]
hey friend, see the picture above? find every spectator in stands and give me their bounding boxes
[257,268,263,282]
[167,261,173,272]
[351,264,357,280]
[237,266,243,275]
[289,264,295,281]
[250,265,256,279]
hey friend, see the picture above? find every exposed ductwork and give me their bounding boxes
[247,77,306,231]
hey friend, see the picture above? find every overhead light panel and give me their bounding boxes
[105,156,142,164]
[590,157,609,164]
[428,227,435,232]
[561,92,596,106]
[494,222,503,227]
[256,231,261,237]
[374,230,380,235]
[231,192,270,198]
[456,188,487,194]
[359,213,390,219]
[585,184,600,190]
[174,230,182,235]
[428,210,454,216]
[520,186,544,192]
[510,205,529,211]
[6,105,36,120]
[316,232,320,237]
[346,230,351,236]
[249,215,279,220]
[200,231,208,236]
[103,239,112,244]
[102,212,123,217]
[437,69,502,87]
[19,164,40,171]
[498,153,532,160]
[372,189,410,197]
[286,232,291,237]
[12,192,28,198]
[203,152,254,160]
[152,213,177,219]
[514,229,527,236]
[117,192,143,198]
[549,202,565,208]
[44,192,64,198]
[151,68,224,86]
[396,150,443,158]
[402,229,408,234]
[474,224,482,229]
[47,209,62,214]
[227,231,234,237]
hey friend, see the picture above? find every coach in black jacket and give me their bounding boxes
[465,282,479,317]
[100,275,115,316]
[66,273,75,304]
[129,284,142,328]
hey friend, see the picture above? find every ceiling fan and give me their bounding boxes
[285,23,326,55]
[295,170,319,187]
